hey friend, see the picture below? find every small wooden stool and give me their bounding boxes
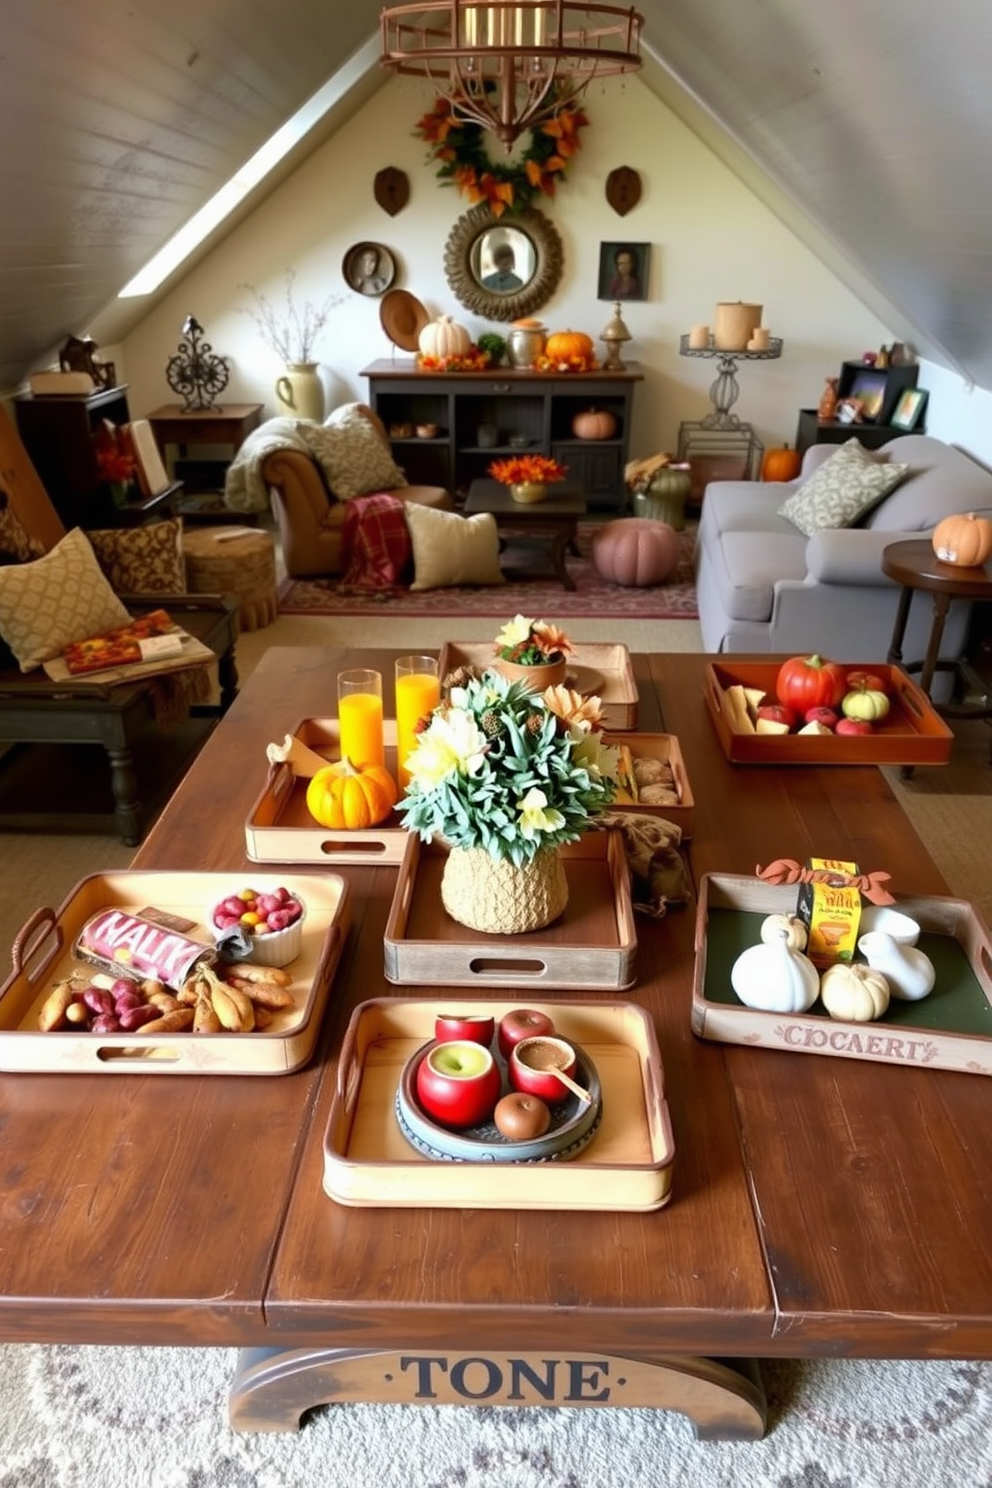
[182,526,278,632]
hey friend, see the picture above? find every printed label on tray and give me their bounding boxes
[75,908,214,990]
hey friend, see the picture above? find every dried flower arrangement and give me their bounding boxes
[239,269,344,363]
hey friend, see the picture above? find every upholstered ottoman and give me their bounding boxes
[182,526,278,631]
[591,518,680,587]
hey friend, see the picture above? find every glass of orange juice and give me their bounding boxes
[395,655,440,790]
[337,669,385,769]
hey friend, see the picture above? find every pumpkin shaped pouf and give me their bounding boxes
[591,518,681,588]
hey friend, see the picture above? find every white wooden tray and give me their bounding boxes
[439,640,639,730]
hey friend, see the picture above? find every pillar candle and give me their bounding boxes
[750,327,771,351]
[688,324,710,349]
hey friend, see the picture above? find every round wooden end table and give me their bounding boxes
[881,538,992,722]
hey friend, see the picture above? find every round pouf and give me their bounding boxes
[182,526,278,631]
[591,518,680,588]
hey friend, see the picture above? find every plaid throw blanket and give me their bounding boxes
[340,493,411,590]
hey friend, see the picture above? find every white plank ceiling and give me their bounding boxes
[2,0,991,393]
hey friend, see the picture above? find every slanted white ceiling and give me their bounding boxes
[3,0,991,394]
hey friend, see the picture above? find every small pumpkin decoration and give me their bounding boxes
[730,925,820,1014]
[418,314,471,361]
[932,511,992,567]
[306,759,397,831]
[841,685,890,722]
[820,962,890,1023]
[759,912,808,951]
[761,443,802,483]
[545,329,595,367]
[572,407,617,441]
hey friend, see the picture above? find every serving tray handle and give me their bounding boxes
[10,906,66,982]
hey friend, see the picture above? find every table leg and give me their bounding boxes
[919,592,952,698]
[228,1346,767,1440]
[551,529,577,590]
[886,584,914,668]
[106,743,143,845]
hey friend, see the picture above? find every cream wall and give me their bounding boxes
[119,73,899,463]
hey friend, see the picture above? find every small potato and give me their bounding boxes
[38,980,74,1032]
[146,991,182,1014]
[140,1008,195,1035]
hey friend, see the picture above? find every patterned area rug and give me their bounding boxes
[277,523,698,620]
[2,1343,990,1487]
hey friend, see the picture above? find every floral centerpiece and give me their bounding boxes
[397,670,616,933]
[489,453,567,506]
[239,268,344,363]
[93,427,137,508]
[492,613,571,687]
[417,346,493,373]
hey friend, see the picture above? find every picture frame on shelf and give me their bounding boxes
[890,388,928,432]
[598,242,649,301]
[848,370,887,422]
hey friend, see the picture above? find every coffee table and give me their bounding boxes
[1,648,990,1445]
[464,478,586,589]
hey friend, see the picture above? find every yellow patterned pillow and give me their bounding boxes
[0,527,131,671]
[405,505,505,591]
[87,519,187,593]
[300,406,407,500]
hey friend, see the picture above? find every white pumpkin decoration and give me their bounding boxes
[418,314,471,360]
[759,912,808,951]
[820,962,890,1023]
[730,926,820,1014]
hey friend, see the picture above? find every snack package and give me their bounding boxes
[796,858,863,968]
[75,908,215,990]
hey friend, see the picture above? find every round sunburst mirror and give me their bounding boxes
[443,205,564,322]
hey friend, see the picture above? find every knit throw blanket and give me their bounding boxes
[223,418,314,514]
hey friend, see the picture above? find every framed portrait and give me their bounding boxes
[848,369,887,422]
[890,387,928,431]
[342,241,396,297]
[598,241,649,302]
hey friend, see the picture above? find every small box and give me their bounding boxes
[796,858,863,968]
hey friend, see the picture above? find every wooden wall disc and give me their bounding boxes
[374,167,410,216]
[606,166,641,217]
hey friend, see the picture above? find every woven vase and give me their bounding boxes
[441,846,568,934]
[494,657,568,691]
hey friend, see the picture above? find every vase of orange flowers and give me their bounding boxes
[489,453,567,506]
[492,614,572,690]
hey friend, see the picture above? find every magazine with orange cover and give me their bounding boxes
[62,609,177,675]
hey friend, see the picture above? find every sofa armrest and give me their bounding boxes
[805,528,925,586]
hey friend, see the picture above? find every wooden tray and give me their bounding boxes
[246,717,408,865]
[439,640,639,730]
[704,661,954,765]
[0,870,351,1074]
[323,996,675,1209]
[605,731,695,838]
[692,873,992,1076]
[383,833,638,990]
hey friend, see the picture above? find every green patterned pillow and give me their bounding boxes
[300,405,407,500]
[778,440,910,536]
[0,527,131,672]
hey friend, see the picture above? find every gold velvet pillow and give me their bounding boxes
[405,505,505,591]
[87,519,187,593]
[0,527,131,671]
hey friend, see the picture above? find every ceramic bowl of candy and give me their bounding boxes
[209,885,306,967]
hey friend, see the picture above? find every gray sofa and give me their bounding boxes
[694,434,992,665]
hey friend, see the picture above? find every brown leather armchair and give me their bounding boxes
[260,405,452,578]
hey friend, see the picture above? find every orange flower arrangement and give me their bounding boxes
[93,428,136,485]
[417,347,492,372]
[415,95,588,217]
[489,454,568,487]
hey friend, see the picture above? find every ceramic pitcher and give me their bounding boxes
[275,362,324,422]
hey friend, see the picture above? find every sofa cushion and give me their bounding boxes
[88,518,187,593]
[0,527,132,671]
[405,505,505,591]
[0,490,47,564]
[712,530,809,622]
[778,439,910,536]
[300,405,407,500]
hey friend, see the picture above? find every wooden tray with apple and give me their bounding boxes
[323,997,675,1210]
[704,661,953,766]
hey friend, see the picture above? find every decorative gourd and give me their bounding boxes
[761,443,802,483]
[418,314,471,360]
[820,962,890,1023]
[545,329,594,364]
[572,407,617,440]
[776,653,847,711]
[841,686,890,722]
[759,912,808,951]
[306,759,397,830]
[730,926,820,1014]
[932,511,992,567]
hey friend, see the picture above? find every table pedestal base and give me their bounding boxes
[228,1346,767,1440]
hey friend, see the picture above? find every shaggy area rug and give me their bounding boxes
[277,523,698,621]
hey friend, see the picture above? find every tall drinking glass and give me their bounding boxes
[337,669,385,769]
[395,654,440,790]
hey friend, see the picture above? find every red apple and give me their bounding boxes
[434,1013,495,1046]
[846,670,888,694]
[415,1041,502,1129]
[804,705,839,728]
[508,1035,579,1105]
[836,716,875,735]
[756,702,798,729]
[498,1008,556,1059]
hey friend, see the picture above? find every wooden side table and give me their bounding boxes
[881,538,992,725]
[147,403,264,516]
[464,479,586,590]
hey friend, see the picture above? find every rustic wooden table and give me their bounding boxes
[1,648,989,1444]
[464,479,586,590]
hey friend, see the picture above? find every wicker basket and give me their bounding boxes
[441,846,569,934]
